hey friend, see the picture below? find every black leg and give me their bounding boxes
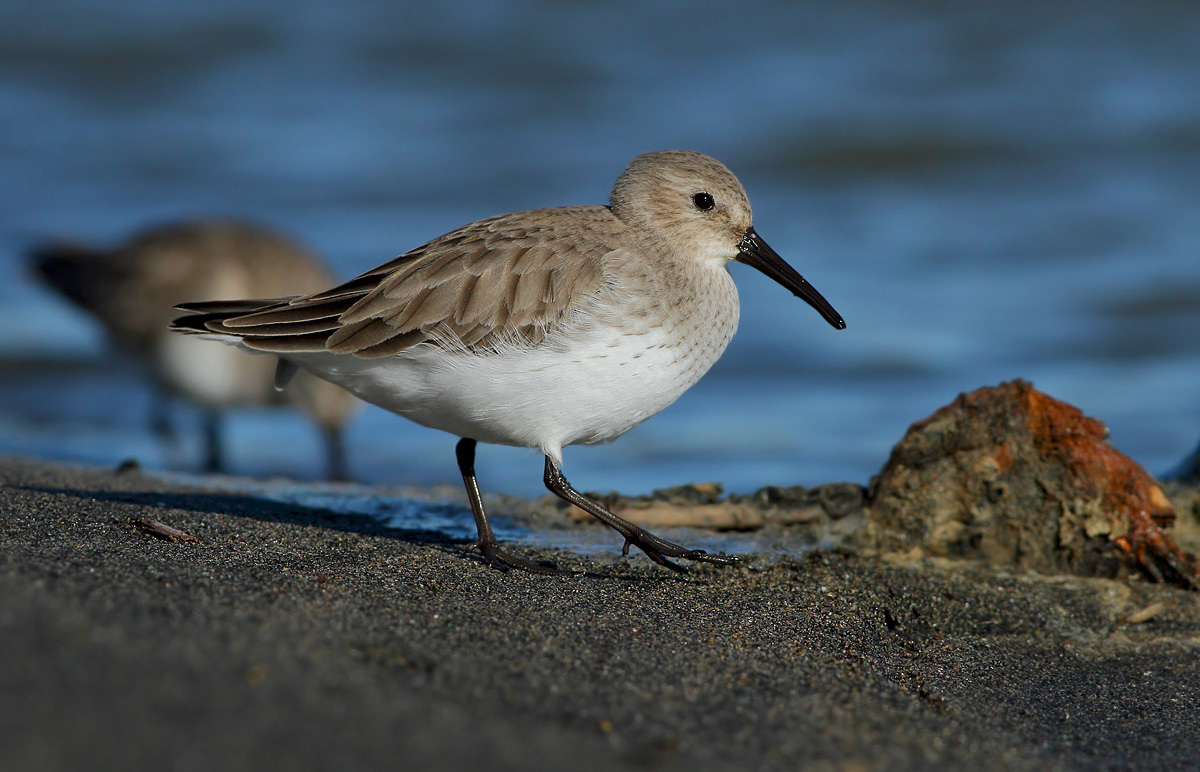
[203,409,223,473]
[455,438,561,574]
[543,457,739,572]
[323,425,350,482]
[149,389,176,442]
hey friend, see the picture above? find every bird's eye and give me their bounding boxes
[692,192,715,211]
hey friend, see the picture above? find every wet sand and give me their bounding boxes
[2,456,1198,772]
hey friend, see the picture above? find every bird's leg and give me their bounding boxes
[323,425,350,482]
[543,457,739,572]
[455,438,561,574]
[203,409,223,473]
[149,389,176,442]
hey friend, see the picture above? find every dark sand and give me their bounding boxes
[3,456,1198,772]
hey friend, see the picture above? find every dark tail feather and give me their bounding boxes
[171,296,334,353]
[171,297,295,334]
[174,297,298,314]
[170,311,237,334]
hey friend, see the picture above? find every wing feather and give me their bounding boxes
[243,330,338,352]
[175,297,297,314]
[223,296,354,326]
[172,206,622,357]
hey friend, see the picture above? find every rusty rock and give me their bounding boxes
[866,380,1197,588]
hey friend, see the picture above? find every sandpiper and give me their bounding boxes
[172,151,845,572]
[32,220,359,479]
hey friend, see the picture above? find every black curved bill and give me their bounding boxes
[736,228,846,330]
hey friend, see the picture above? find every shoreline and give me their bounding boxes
[3,455,1199,771]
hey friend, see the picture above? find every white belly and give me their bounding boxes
[159,331,274,407]
[282,273,739,463]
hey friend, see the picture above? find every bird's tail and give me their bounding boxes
[170,297,298,336]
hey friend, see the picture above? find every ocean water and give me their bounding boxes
[1,0,1197,498]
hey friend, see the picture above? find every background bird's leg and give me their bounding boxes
[203,409,223,473]
[455,438,561,574]
[148,389,176,442]
[323,425,349,482]
[543,457,739,571]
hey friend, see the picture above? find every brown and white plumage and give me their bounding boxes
[32,220,359,477]
[173,152,845,573]
[181,207,621,358]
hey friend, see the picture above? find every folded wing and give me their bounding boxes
[172,207,618,359]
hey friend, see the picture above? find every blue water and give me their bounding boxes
[1,0,1198,498]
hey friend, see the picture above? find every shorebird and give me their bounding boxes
[172,151,845,572]
[32,220,359,479]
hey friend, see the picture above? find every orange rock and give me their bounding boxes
[867,380,1197,588]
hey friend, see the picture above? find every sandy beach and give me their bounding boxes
[2,455,1198,772]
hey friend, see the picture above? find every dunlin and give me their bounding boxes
[32,220,359,479]
[173,151,845,572]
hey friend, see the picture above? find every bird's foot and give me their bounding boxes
[620,527,740,573]
[476,538,570,576]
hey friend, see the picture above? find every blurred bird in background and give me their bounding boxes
[30,220,359,479]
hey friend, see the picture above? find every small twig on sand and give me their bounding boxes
[133,517,198,543]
